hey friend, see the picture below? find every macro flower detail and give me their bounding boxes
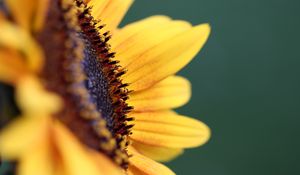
[0,0,211,174]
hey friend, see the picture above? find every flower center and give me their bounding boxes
[35,0,132,168]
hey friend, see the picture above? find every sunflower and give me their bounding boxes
[0,0,211,174]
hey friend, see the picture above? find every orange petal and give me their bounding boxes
[5,0,49,31]
[0,49,29,84]
[128,166,147,175]
[5,0,36,30]
[33,0,50,31]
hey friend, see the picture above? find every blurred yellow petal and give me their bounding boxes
[0,116,48,159]
[5,0,49,31]
[127,169,136,175]
[5,0,36,30]
[128,166,147,175]
[16,76,62,115]
[54,122,105,175]
[130,111,211,148]
[112,17,191,68]
[0,11,4,20]
[128,76,191,112]
[132,141,183,162]
[0,20,44,72]
[0,50,29,84]
[128,147,175,175]
[18,140,53,175]
[121,23,210,91]
[89,0,133,32]
[33,0,50,31]
[90,150,123,175]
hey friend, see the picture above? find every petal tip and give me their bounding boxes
[195,23,211,36]
[202,123,211,145]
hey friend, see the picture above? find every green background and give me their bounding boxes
[122,0,300,175]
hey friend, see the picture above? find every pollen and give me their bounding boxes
[35,0,132,168]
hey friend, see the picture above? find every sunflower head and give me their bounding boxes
[35,0,132,168]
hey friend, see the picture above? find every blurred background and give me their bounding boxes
[121,0,300,175]
[1,0,300,175]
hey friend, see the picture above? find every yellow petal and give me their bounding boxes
[0,116,49,159]
[18,139,53,175]
[0,20,44,72]
[112,17,191,68]
[89,0,133,32]
[132,141,183,162]
[121,23,210,91]
[54,122,106,175]
[129,111,211,148]
[88,0,110,18]
[128,76,191,112]
[111,16,172,49]
[0,49,29,84]
[5,0,49,31]
[16,76,62,115]
[128,147,175,175]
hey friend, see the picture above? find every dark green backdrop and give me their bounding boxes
[122,0,300,175]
